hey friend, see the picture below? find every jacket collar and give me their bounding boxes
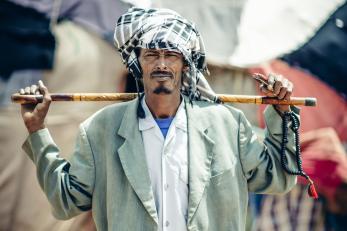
[184,96,215,224]
[117,99,159,224]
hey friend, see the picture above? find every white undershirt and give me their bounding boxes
[139,98,188,231]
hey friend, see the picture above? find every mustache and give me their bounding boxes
[150,70,173,78]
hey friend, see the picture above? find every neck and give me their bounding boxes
[145,93,181,118]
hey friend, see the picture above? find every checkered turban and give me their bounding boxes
[114,7,219,102]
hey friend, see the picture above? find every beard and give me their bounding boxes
[153,86,172,94]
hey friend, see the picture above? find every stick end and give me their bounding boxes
[305,98,317,107]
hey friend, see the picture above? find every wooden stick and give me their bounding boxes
[11,93,317,106]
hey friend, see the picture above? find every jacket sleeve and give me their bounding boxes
[238,106,299,194]
[22,125,95,220]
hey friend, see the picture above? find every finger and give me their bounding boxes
[38,80,49,95]
[273,75,284,96]
[267,74,275,91]
[253,73,269,87]
[24,86,31,94]
[259,83,269,92]
[277,85,288,99]
[267,84,274,92]
[283,91,291,101]
[260,83,269,93]
[30,85,38,94]
[261,86,276,96]
[38,80,51,104]
[284,82,293,101]
[19,88,25,95]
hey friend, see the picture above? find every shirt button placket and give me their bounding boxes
[162,144,167,230]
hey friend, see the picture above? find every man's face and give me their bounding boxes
[138,48,185,97]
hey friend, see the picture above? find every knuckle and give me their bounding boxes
[275,80,283,86]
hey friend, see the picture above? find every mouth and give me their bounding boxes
[151,71,173,81]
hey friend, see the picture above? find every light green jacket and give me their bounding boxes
[23,97,298,231]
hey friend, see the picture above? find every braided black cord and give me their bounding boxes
[280,111,309,180]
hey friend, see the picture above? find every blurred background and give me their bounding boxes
[0,0,346,230]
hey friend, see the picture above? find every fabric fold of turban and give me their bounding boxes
[114,7,219,103]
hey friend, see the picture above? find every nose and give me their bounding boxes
[154,55,168,70]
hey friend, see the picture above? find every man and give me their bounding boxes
[20,8,298,231]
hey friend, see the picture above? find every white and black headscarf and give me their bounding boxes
[114,7,219,104]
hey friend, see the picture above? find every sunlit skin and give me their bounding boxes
[138,48,188,119]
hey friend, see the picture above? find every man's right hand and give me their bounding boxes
[20,80,51,134]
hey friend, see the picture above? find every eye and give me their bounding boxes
[166,53,182,60]
[145,52,157,57]
[167,52,180,57]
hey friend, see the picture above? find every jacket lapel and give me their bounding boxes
[117,99,158,224]
[185,99,215,223]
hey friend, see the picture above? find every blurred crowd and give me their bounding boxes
[0,0,346,230]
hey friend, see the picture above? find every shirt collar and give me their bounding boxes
[174,100,187,132]
[138,96,187,132]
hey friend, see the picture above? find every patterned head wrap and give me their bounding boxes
[114,7,219,103]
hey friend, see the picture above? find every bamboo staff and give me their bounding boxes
[11,93,317,106]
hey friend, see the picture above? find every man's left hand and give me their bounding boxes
[260,73,293,113]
